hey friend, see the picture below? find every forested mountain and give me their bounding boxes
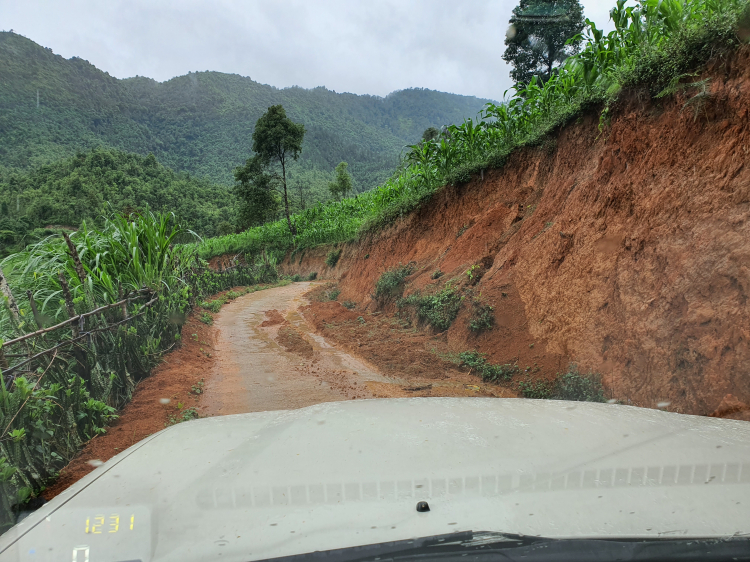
[0,148,233,253]
[0,32,493,189]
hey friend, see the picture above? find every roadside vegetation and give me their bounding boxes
[518,365,607,402]
[0,148,234,256]
[196,0,750,262]
[0,210,280,530]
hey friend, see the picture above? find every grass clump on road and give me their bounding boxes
[166,407,200,427]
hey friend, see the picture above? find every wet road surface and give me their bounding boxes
[200,282,396,416]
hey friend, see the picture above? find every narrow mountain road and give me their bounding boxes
[200,282,397,416]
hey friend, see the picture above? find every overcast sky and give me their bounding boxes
[1,0,617,101]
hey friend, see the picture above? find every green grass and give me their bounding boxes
[167,406,200,426]
[468,299,494,333]
[325,248,342,268]
[518,380,554,399]
[518,365,606,402]
[374,264,414,303]
[552,365,607,402]
[458,351,520,382]
[398,285,463,332]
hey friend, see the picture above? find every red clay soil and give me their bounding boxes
[41,297,223,501]
[302,286,517,399]
[283,47,750,418]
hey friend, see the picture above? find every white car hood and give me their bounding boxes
[1,397,749,561]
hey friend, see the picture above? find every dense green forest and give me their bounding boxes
[0,31,492,189]
[0,148,234,254]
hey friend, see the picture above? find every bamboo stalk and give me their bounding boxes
[62,233,86,286]
[57,273,77,338]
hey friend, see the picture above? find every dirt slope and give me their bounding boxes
[283,48,750,416]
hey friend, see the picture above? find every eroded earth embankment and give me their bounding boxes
[283,48,750,417]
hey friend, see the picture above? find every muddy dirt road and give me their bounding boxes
[200,282,398,416]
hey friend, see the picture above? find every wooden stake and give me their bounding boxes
[62,233,86,286]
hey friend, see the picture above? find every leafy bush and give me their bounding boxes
[307,272,318,281]
[325,249,342,268]
[517,365,606,402]
[199,312,214,325]
[225,290,241,300]
[201,298,225,313]
[399,285,462,331]
[431,269,444,279]
[553,365,606,402]
[328,288,341,301]
[290,274,302,282]
[518,380,554,399]
[374,264,413,303]
[342,300,356,309]
[459,351,519,382]
[469,300,494,333]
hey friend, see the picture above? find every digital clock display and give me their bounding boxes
[84,513,136,534]
[17,506,151,562]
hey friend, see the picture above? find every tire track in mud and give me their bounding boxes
[199,282,397,416]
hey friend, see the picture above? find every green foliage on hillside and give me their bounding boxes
[196,0,749,263]
[0,148,233,254]
[0,31,491,190]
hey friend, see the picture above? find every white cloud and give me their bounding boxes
[0,0,619,100]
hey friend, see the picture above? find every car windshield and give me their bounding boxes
[0,1,749,561]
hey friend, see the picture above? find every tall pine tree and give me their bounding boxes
[502,0,585,86]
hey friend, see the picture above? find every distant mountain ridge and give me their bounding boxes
[0,31,494,188]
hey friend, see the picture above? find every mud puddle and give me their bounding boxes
[200,282,398,416]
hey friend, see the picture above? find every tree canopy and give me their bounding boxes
[233,155,280,229]
[251,105,305,234]
[328,162,354,200]
[502,0,585,86]
[0,148,234,255]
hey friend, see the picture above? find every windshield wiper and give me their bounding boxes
[260,531,750,562]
